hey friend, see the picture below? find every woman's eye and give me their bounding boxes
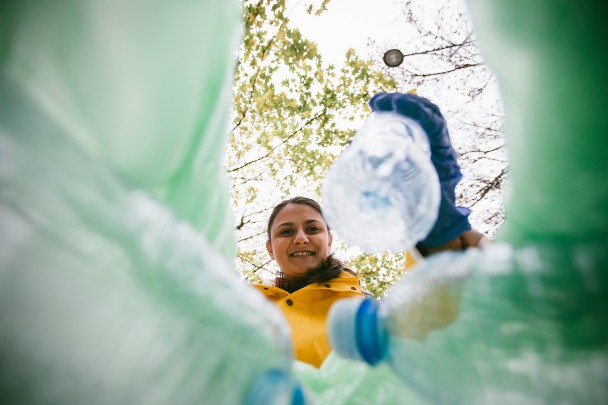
[279,229,293,235]
[308,226,320,233]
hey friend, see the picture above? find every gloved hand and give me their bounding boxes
[369,92,471,248]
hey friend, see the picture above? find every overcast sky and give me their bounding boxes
[288,0,413,66]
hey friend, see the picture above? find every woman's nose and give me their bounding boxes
[293,229,309,244]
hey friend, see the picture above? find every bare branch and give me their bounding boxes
[400,39,475,59]
[460,144,505,156]
[238,230,267,243]
[239,253,272,273]
[470,168,507,206]
[409,63,483,78]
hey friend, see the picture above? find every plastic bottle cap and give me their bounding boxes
[329,297,388,365]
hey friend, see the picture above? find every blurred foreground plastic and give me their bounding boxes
[295,353,428,405]
[0,1,304,403]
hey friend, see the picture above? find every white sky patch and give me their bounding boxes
[288,0,414,66]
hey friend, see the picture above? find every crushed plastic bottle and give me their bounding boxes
[329,244,608,404]
[322,112,440,253]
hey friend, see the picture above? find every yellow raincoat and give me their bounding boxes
[253,272,364,368]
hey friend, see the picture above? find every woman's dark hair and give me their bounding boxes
[267,196,357,293]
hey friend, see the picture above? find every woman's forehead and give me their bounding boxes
[273,204,325,225]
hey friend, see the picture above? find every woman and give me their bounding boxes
[252,196,365,368]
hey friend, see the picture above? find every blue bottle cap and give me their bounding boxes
[328,297,388,366]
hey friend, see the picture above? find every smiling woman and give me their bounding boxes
[266,201,333,281]
[252,197,365,368]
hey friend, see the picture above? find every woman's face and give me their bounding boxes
[266,203,333,280]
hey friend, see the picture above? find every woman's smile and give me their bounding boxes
[291,251,315,257]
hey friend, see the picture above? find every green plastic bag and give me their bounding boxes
[0,1,299,404]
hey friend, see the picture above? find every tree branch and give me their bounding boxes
[470,168,507,206]
[238,230,267,244]
[409,63,483,78]
[239,253,272,274]
[460,144,505,156]
[228,109,328,173]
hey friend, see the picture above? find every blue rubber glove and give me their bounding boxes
[369,92,471,248]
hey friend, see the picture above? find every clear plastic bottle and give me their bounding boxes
[322,111,440,253]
